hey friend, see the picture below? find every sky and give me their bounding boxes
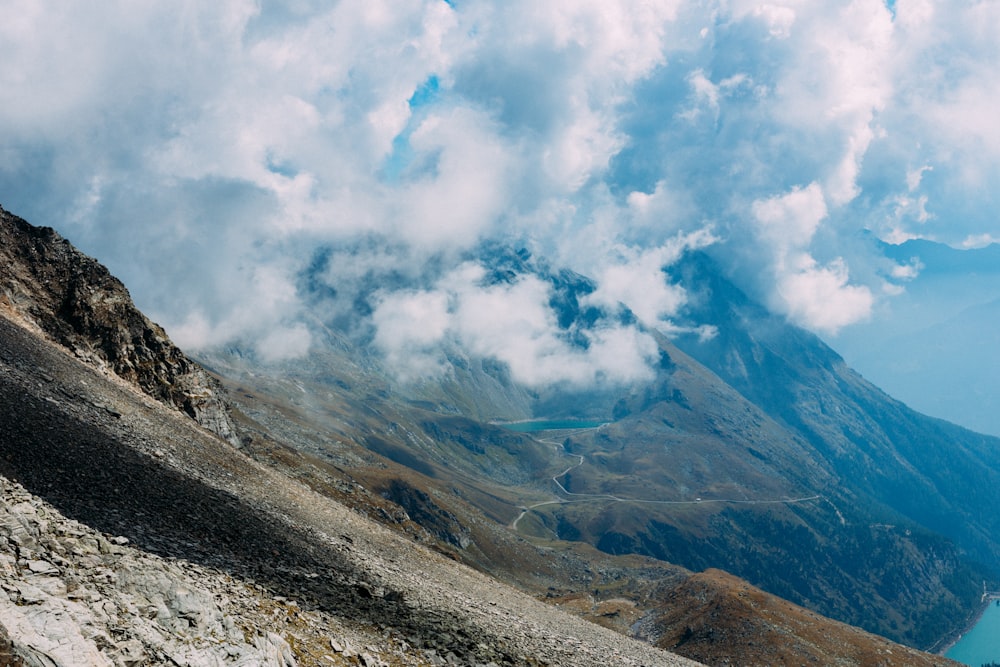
[2,1,1000,428]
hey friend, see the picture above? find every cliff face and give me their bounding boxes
[0,206,239,446]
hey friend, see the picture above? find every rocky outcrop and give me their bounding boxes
[380,479,472,550]
[0,475,299,667]
[0,206,238,446]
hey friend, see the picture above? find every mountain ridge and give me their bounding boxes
[671,251,1000,567]
[0,205,239,447]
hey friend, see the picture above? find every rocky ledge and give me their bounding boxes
[0,207,238,446]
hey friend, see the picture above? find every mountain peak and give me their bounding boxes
[0,206,239,446]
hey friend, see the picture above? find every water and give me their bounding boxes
[500,420,606,432]
[946,601,1000,666]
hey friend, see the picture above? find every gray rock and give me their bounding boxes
[0,476,307,667]
[26,560,58,575]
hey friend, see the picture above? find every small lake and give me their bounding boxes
[500,420,606,432]
[946,601,1000,666]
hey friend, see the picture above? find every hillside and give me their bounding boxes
[638,569,957,667]
[198,243,998,650]
[0,206,701,666]
[0,204,967,666]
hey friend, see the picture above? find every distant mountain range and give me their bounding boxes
[0,203,982,665]
[834,236,1000,436]
[200,228,1000,650]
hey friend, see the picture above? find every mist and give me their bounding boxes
[3,0,1000,390]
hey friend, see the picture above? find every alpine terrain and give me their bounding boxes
[0,203,974,666]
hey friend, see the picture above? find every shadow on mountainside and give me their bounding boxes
[0,315,492,660]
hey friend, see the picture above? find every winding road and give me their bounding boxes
[510,426,823,534]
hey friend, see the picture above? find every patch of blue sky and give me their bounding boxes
[382,134,416,183]
[381,75,442,183]
[409,75,440,109]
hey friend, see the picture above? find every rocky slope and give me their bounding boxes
[0,309,699,667]
[0,206,238,446]
[0,474,303,667]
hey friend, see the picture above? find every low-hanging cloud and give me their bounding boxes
[750,182,873,333]
[372,262,662,387]
[2,0,1000,384]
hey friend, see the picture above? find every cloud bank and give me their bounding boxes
[3,0,1000,384]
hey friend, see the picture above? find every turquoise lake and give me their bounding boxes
[946,601,1000,666]
[500,420,606,432]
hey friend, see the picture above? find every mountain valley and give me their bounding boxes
[199,243,1000,651]
[0,204,980,666]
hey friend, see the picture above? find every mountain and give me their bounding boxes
[199,244,991,649]
[668,252,1000,569]
[0,204,968,666]
[207,243,1000,650]
[0,206,702,666]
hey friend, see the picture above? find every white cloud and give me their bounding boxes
[880,227,923,245]
[169,261,310,361]
[876,0,1000,243]
[890,258,923,281]
[256,324,313,363]
[584,231,716,327]
[626,180,696,234]
[4,0,1000,387]
[371,262,662,388]
[752,183,872,331]
[752,182,828,253]
[395,107,514,248]
[585,253,686,326]
[906,165,932,192]
[777,256,873,334]
[961,233,1000,250]
[752,4,797,39]
[680,69,752,122]
[372,289,451,381]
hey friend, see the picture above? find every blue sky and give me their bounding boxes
[2,1,999,427]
